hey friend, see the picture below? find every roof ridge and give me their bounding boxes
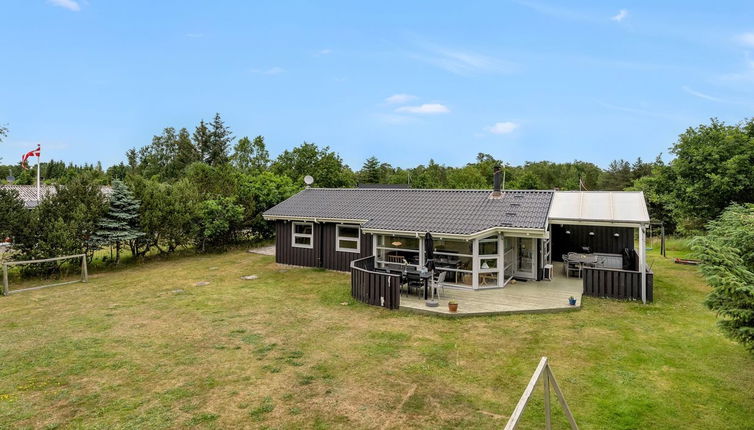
[305,187,553,193]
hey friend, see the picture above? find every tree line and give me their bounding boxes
[2,115,753,268]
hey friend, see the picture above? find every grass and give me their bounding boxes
[0,245,752,429]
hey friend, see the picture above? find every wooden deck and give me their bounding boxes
[400,266,583,316]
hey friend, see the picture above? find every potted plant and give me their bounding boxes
[448,300,458,312]
[568,296,577,306]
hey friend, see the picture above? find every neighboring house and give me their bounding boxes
[263,169,653,303]
[0,184,112,209]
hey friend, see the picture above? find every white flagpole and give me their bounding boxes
[36,146,41,201]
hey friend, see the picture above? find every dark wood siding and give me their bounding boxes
[275,220,372,272]
[275,220,317,267]
[552,224,634,261]
[320,223,373,271]
[582,267,653,302]
[351,256,401,309]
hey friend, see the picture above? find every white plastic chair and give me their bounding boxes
[433,271,447,298]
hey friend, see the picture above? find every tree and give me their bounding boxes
[91,180,144,264]
[510,170,543,190]
[232,135,269,173]
[175,127,201,173]
[359,156,382,183]
[0,123,7,163]
[662,118,754,232]
[0,188,28,246]
[244,171,298,238]
[205,113,233,166]
[411,159,446,188]
[600,159,633,190]
[197,197,244,250]
[692,204,754,352]
[272,142,355,188]
[193,119,212,164]
[13,173,108,267]
[446,165,486,189]
[128,176,200,253]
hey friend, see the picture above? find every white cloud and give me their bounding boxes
[185,33,204,39]
[736,32,754,48]
[395,103,450,114]
[681,86,725,102]
[48,0,80,11]
[250,66,285,75]
[373,113,417,125]
[411,45,516,76]
[316,49,332,56]
[485,122,519,135]
[384,94,417,104]
[611,9,629,22]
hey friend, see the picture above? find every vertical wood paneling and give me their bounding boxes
[552,224,635,261]
[582,267,653,302]
[275,220,316,267]
[350,256,400,310]
[275,221,372,272]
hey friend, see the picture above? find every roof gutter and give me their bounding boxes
[360,226,548,240]
[262,214,369,224]
[548,218,649,228]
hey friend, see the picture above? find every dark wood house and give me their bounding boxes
[264,180,653,306]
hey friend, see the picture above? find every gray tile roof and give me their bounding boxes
[1,184,112,209]
[264,188,554,235]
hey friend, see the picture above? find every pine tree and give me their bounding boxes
[360,156,382,183]
[193,119,212,164]
[175,127,201,172]
[91,180,144,264]
[206,113,233,166]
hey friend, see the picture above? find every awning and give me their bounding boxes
[548,191,650,226]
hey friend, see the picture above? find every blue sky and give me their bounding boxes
[2,1,754,170]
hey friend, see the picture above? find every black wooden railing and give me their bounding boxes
[582,267,653,302]
[350,256,401,310]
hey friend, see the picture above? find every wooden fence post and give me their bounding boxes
[505,357,579,430]
[544,366,552,430]
[81,255,88,283]
[2,264,8,296]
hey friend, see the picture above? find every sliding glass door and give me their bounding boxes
[515,238,536,279]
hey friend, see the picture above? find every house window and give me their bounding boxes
[433,238,474,287]
[376,235,420,269]
[336,225,360,253]
[292,222,314,249]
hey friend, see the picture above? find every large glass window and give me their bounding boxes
[376,235,420,269]
[433,238,473,287]
[336,225,360,253]
[478,235,499,288]
[292,222,313,249]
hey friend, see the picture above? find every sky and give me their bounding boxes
[2,1,754,171]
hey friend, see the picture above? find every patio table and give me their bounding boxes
[565,253,598,278]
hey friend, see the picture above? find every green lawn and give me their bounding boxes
[0,246,752,429]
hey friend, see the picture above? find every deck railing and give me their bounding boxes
[582,266,653,302]
[350,256,401,310]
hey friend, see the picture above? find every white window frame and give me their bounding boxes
[336,224,361,253]
[291,221,314,249]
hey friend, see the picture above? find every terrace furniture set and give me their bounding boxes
[563,252,608,278]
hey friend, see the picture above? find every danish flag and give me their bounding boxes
[21,144,41,170]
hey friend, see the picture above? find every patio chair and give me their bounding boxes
[432,271,447,298]
[404,271,424,296]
